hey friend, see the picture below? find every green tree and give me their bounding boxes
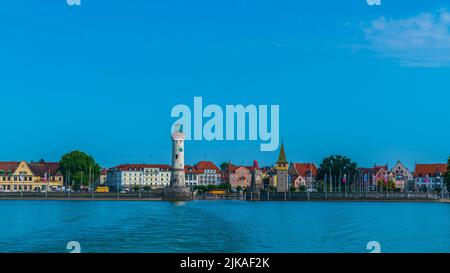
[289,186,297,192]
[59,150,101,188]
[193,185,208,193]
[318,155,358,190]
[299,185,306,192]
[266,185,277,193]
[220,162,229,172]
[218,183,231,192]
[377,179,396,192]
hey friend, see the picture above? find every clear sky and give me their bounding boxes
[1,0,450,170]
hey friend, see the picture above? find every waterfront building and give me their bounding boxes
[194,161,220,186]
[414,163,447,191]
[372,165,389,184]
[106,164,171,190]
[275,143,289,192]
[389,161,414,191]
[228,164,251,190]
[288,163,318,191]
[98,168,108,185]
[185,165,199,186]
[227,161,262,191]
[260,166,272,190]
[0,161,63,192]
[249,160,262,193]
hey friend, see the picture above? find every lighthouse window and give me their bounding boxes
[176,154,179,159]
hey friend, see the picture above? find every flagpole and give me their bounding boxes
[45,170,48,198]
[89,164,93,198]
[68,170,71,198]
[329,167,332,193]
[20,174,23,198]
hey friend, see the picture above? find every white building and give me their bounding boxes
[106,164,171,190]
[185,165,199,187]
[195,161,221,186]
[414,163,447,191]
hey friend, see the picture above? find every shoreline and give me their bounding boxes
[0,197,448,203]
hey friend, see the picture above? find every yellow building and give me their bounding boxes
[0,161,64,192]
[262,143,290,191]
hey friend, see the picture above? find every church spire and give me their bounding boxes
[277,142,287,164]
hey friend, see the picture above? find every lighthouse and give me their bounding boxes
[170,123,186,188]
[164,123,191,200]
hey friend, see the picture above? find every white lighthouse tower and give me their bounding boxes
[170,123,186,188]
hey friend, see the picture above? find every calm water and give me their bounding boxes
[0,200,449,253]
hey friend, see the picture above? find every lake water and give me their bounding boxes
[0,200,449,253]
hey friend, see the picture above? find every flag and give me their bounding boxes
[364,174,368,183]
[43,172,48,182]
[384,174,388,184]
[342,174,347,183]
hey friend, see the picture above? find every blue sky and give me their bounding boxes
[1,0,450,170]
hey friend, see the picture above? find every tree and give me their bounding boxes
[266,185,277,193]
[289,186,297,192]
[218,183,231,192]
[59,150,101,188]
[193,185,208,193]
[317,155,358,190]
[377,179,396,192]
[220,162,229,172]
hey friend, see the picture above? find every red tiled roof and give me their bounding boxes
[195,161,220,173]
[185,165,200,174]
[291,163,318,177]
[373,165,388,172]
[0,162,19,173]
[414,164,448,177]
[28,162,62,177]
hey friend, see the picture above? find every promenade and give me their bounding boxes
[0,191,447,202]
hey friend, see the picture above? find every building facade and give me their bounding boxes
[195,161,220,186]
[288,163,318,191]
[0,161,63,192]
[106,164,171,190]
[389,161,414,191]
[414,163,447,191]
[185,165,199,186]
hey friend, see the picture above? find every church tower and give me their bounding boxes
[275,142,289,192]
[170,124,186,188]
